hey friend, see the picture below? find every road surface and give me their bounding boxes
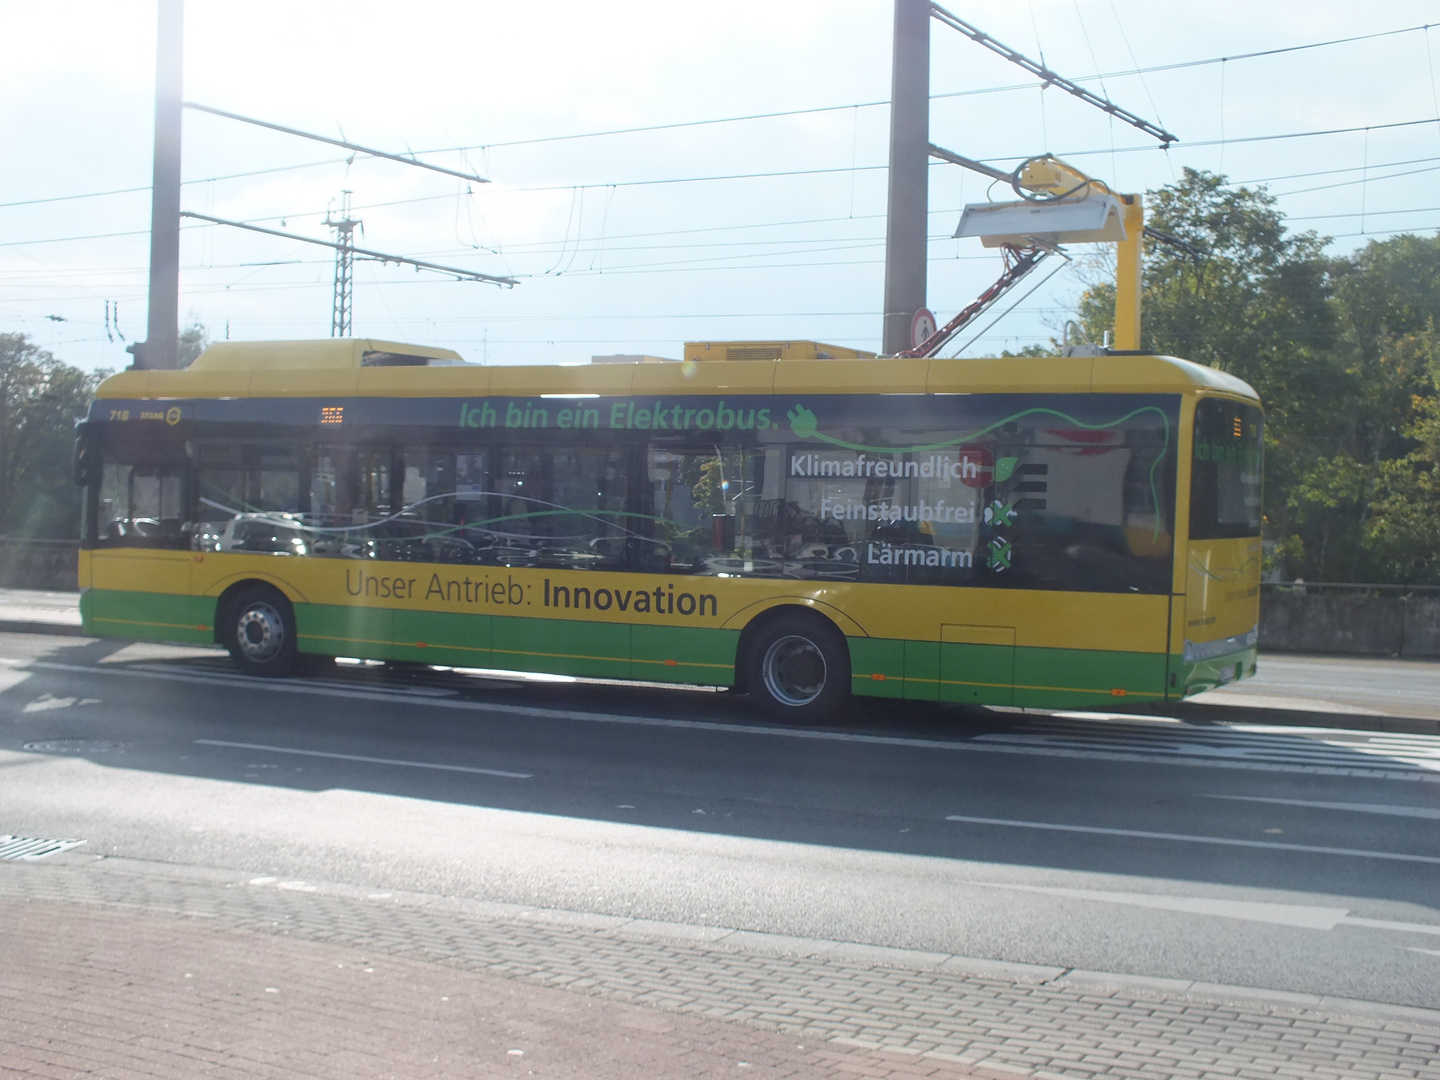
[1,629,1436,1013]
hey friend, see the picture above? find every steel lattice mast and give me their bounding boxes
[326,191,360,338]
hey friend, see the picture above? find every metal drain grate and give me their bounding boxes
[0,836,85,860]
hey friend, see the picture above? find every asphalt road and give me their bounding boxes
[1,630,1437,1009]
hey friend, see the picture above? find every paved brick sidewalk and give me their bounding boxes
[1,899,996,1080]
[2,856,1438,1080]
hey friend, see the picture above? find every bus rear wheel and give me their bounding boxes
[225,585,298,678]
[743,611,850,725]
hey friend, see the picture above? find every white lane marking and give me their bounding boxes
[7,656,1440,782]
[974,883,1351,929]
[193,739,532,779]
[1338,917,1440,937]
[1408,948,1440,957]
[942,815,1440,865]
[975,883,1440,937]
[131,662,459,697]
[1206,795,1440,820]
[22,693,101,713]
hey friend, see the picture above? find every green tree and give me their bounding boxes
[1072,169,1440,581]
[1354,323,1440,583]
[0,333,104,537]
[1076,168,1355,578]
[178,319,210,367]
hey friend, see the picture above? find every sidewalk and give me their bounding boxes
[0,587,83,635]
[2,897,972,1080]
[2,854,1437,1080]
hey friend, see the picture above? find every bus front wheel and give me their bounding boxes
[224,585,298,678]
[743,611,850,725]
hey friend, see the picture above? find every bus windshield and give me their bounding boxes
[1189,398,1263,539]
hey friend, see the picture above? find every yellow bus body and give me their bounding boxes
[80,342,1262,708]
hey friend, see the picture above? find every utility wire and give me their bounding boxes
[988,116,1440,163]
[1276,163,1440,197]
[184,103,489,184]
[179,212,517,286]
[205,117,1440,221]
[1288,204,1440,222]
[9,22,1438,214]
[1232,155,1440,185]
[414,23,1433,156]
[929,1,1174,144]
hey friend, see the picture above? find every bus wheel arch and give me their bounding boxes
[217,580,299,678]
[736,606,852,725]
[211,575,305,642]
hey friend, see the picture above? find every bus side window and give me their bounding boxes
[194,443,302,517]
[312,445,391,525]
[550,447,628,567]
[391,446,474,564]
[476,447,629,571]
[644,444,776,576]
[778,444,908,583]
[193,443,303,552]
[498,450,547,537]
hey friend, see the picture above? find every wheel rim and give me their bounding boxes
[761,634,827,707]
[235,602,285,663]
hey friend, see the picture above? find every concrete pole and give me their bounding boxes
[881,0,930,356]
[134,0,184,370]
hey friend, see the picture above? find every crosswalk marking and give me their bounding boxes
[971,717,1440,779]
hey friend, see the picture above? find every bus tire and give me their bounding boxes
[742,611,850,725]
[224,585,298,678]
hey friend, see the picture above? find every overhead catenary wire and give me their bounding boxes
[175,116,1440,232]
[13,21,1440,364]
[1232,155,1440,186]
[930,1,1174,145]
[986,116,1440,163]
[13,143,1436,248]
[183,103,490,184]
[380,19,1440,158]
[178,212,517,286]
[8,21,1440,215]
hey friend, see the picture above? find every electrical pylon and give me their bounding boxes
[325,190,361,337]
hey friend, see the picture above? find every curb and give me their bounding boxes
[51,852,1440,1031]
[0,619,87,637]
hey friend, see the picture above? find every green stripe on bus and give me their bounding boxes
[296,602,739,684]
[80,588,213,645]
[82,587,1172,704]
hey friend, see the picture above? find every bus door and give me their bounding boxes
[1176,399,1263,695]
[82,437,200,640]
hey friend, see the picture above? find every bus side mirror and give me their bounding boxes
[73,422,97,487]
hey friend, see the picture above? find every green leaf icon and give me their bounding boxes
[994,456,1018,483]
[787,404,818,439]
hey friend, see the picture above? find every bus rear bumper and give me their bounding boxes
[1175,627,1259,697]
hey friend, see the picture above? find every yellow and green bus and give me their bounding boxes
[74,337,1262,723]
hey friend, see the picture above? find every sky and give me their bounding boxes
[3,0,1440,372]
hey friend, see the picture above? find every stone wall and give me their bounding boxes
[0,538,81,591]
[1259,590,1440,658]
